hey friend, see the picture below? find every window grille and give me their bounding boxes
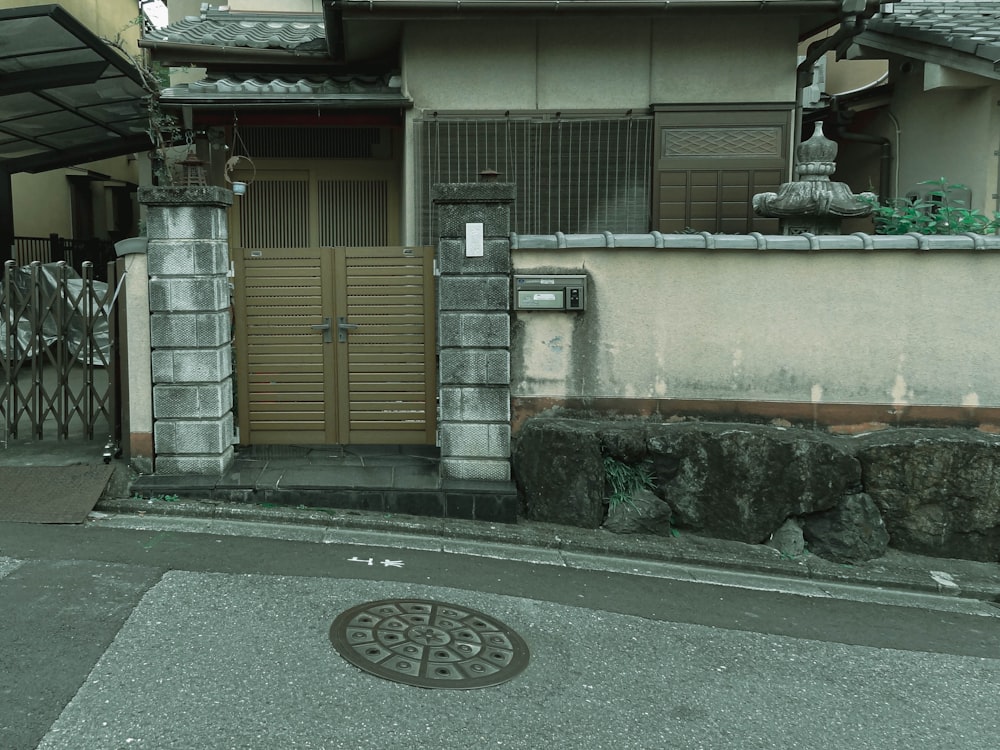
[319,179,390,247]
[238,179,310,249]
[415,115,652,243]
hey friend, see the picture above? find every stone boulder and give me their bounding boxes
[513,417,605,527]
[765,518,806,558]
[646,422,861,543]
[853,429,1000,562]
[802,493,889,563]
[603,488,673,535]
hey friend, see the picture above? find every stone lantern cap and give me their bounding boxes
[753,122,875,227]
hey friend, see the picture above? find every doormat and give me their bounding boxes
[0,464,115,523]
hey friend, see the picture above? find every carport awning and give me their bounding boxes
[0,5,152,175]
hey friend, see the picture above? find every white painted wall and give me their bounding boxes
[512,247,1000,409]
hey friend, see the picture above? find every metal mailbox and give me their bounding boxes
[513,274,587,311]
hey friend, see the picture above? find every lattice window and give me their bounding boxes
[414,115,653,243]
[662,127,783,159]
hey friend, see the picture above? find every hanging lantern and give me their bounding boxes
[178,150,208,187]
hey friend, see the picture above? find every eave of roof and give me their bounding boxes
[855,1,1000,79]
[331,0,844,13]
[329,0,866,44]
[159,74,410,110]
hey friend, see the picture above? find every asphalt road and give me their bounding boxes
[1,518,998,750]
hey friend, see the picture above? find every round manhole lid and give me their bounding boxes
[329,598,530,689]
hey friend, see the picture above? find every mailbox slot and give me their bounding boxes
[513,274,587,311]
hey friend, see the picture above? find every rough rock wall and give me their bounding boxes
[512,418,1000,563]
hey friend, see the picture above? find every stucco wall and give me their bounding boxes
[511,244,1000,411]
[403,15,797,111]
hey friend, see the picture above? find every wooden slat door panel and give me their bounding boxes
[235,247,337,444]
[336,246,436,444]
[234,246,436,445]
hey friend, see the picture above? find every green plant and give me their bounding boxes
[103,18,182,185]
[603,455,655,510]
[864,177,1000,235]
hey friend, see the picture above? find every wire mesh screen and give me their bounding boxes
[416,116,653,243]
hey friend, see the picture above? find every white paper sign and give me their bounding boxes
[465,222,484,257]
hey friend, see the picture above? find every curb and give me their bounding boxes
[95,496,1000,604]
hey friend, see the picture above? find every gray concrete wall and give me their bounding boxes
[403,16,797,111]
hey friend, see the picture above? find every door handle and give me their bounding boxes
[337,316,359,343]
[310,316,333,344]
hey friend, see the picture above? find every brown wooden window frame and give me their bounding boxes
[652,104,794,235]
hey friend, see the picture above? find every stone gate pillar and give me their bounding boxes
[433,181,515,482]
[139,186,234,475]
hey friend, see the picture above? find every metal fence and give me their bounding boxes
[13,235,116,281]
[1,260,119,442]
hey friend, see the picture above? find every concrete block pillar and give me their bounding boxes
[433,180,516,481]
[139,186,234,475]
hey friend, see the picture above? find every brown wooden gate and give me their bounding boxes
[233,245,436,446]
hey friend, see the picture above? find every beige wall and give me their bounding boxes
[0,0,138,38]
[877,60,1000,213]
[512,247,1000,409]
[404,16,798,111]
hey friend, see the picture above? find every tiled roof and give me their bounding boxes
[161,73,407,106]
[143,5,326,53]
[510,231,1000,252]
[863,1,1000,65]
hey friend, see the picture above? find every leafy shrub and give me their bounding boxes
[864,177,1000,235]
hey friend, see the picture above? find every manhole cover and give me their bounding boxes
[329,598,530,689]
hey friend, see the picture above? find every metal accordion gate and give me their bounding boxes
[0,260,120,445]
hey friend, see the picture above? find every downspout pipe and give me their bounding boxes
[796,1,876,91]
[832,98,894,202]
[793,1,879,184]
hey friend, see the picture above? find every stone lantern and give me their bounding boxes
[753,122,875,235]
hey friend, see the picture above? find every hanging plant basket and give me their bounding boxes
[224,154,256,194]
